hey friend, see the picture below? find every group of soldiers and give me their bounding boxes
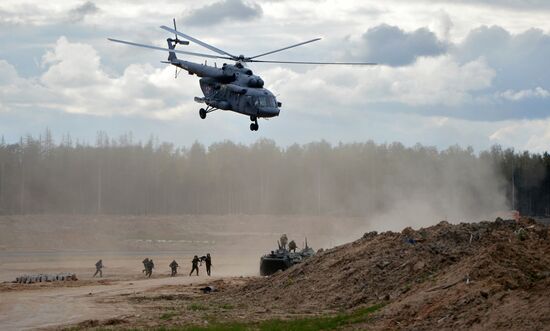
[279,234,297,252]
[92,254,213,278]
[189,254,213,276]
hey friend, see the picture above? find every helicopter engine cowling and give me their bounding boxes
[247,77,264,88]
[226,84,247,94]
[223,72,237,82]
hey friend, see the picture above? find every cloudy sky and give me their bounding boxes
[0,0,549,152]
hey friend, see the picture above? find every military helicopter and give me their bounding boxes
[109,20,376,131]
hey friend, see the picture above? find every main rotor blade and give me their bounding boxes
[107,38,233,60]
[247,59,378,65]
[160,26,237,58]
[248,38,322,60]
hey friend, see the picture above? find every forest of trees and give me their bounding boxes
[0,130,548,217]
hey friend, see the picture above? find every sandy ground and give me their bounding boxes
[3,276,159,330]
[1,255,255,330]
[0,214,368,330]
[0,253,258,330]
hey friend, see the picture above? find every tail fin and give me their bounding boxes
[167,39,177,62]
[166,19,189,62]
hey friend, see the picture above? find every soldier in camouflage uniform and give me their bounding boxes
[142,258,150,275]
[288,240,297,252]
[146,259,155,278]
[189,255,200,276]
[93,259,103,277]
[205,253,213,276]
[169,260,179,277]
[280,234,288,249]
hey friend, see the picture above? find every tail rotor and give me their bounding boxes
[167,18,189,79]
[173,18,177,41]
[169,18,189,46]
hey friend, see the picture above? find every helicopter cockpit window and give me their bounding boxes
[268,96,277,107]
[253,96,277,107]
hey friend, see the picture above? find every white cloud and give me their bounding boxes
[0,1,100,26]
[497,87,550,101]
[429,10,454,40]
[0,59,54,108]
[0,60,19,85]
[489,119,550,152]
[262,54,495,116]
[41,36,107,87]
[379,56,495,106]
[1,37,200,119]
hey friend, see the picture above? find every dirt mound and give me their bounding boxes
[225,218,550,330]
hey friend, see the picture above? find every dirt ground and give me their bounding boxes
[2,215,549,330]
[214,217,550,330]
[0,214,367,330]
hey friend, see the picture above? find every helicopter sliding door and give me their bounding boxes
[199,78,217,98]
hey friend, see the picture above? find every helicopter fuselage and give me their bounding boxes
[172,59,280,119]
[108,21,375,131]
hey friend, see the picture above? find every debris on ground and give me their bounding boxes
[14,273,78,284]
[199,285,217,293]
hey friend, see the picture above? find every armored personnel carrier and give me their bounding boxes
[260,237,315,276]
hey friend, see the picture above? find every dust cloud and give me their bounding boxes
[352,146,509,233]
[0,140,510,279]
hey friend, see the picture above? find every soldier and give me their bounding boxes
[142,258,150,274]
[288,240,297,252]
[93,259,103,277]
[169,260,179,277]
[205,253,213,276]
[280,234,288,249]
[146,259,155,278]
[189,255,200,276]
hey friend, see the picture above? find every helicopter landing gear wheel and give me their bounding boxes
[199,108,206,119]
[250,122,259,131]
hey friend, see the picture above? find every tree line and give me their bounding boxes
[0,130,548,217]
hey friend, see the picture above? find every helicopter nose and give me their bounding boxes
[258,107,280,118]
